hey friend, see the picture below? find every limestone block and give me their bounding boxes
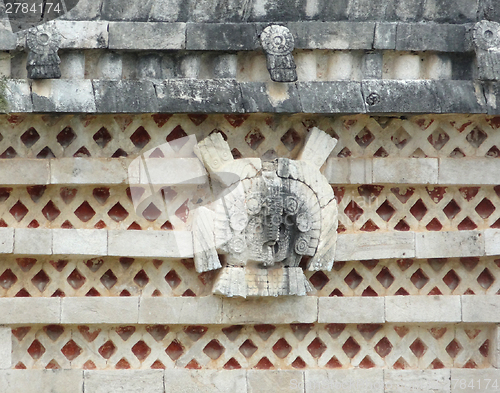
[385,370,450,393]
[221,297,317,324]
[248,370,304,393]
[59,51,85,79]
[52,229,107,256]
[139,297,222,324]
[0,159,49,185]
[0,228,13,254]
[164,370,246,393]
[14,228,52,255]
[298,81,365,113]
[84,370,163,393]
[109,22,186,50]
[492,325,500,368]
[374,23,396,50]
[325,52,357,80]
[138,158,206,185]
[0,370,83,393]
[451,369,500,393]
[97,52,123,80]
[416,231,484,259]
[137,54,162,79]
[0,28,16,51]
[101,0,155,21]
[362,51,383,79]
[318,297,384,323]
[59,0,102,21]
[396,23,467,52]
[61,297,139,324]
[386,296,461,323]
[0,328,11,369]
[485,229,500,256]
[240,82,302,113]
[178,54,200,78]
[336,232,415,261]
[423,54,452,80]
[31,79,96,113]
[93,80,158,113]
[0,298,60,324]
[439,159,500,185]
[186,23,258,50]
[393,54,421,79]
[305,369,384,393]
[373,158,438,184]
[214,54,238,79]
[3,80,32,113]
[462,296,500,323]
[50,158,129,184]
[52,21,108,49]
[324,158,372,184]
[108,230,193,258]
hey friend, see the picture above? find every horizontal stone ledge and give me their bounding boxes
[385,295,462,323]
[1,80,488,115]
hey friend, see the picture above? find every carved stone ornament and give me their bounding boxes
[193,128,338,297]
[26,24,62,79]
[260,25,298,83]
[473,20,500,81]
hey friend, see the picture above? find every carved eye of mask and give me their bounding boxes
[296,213,311,232]
[246,196,261,215]
[230,212,248,231]
[284,196,299,215]
[295,237,309,254]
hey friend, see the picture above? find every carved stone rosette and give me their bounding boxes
[26,25,62,79]
[193,128,338,297]
[260,25,298,83]
[473,20,500,81]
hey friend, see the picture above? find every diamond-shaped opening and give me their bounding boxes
[373,147,388,157]
[222,325,242,341]
[326,356,342,368]
[342,337,360,358]
[376,200,395,222]
[98,340,116,359]
[20,127,40,148]
[477,268,495,289]
[375,337,392,358]
[203,339,225,360]
[410,338,427,358]
[466,127,487,148]
[355,127,375,148]
[111,149,127,158]
[281,128,301,151]
[134,270,149,287]
[443,270,460,290]
[487,146,500,157]
[272,338,292,358]
[130,126,151,149]
[132,340,151,361]
[362,286,378,296]
[458,217,477,230]
[443,200,461,219]
[166,340,184,360]
[254,324,276,341]
[326,324,346,339]
[0,269,17,289]
[449,148,465,158]
[175,200,190,223]
[28,340,45,359]
[12,327,30,341]
[15,288,30,297]
[165,270,181,289]
[446,339,462,358]
[57,127,76,148]
[428,128,450,150]
[43,325,64,341]
[239,339,258,358]
[10,201,28,222]
[146,325,169,342]
[357,324,382,340]
[376,267,395,289]
[426,218,443,231]
[100,269,117,289]
[115,358,131,369]
[480,340,489,358]
[254,357,274,370]
[74,201,96,222]
[93,127,112,148]
[189,114,208,126]
[426,187,447,203]
[0,187,12,202]
[184,325,208,341]
[60,187,77,204]
[245,129,265,150]
[344,201,363,222]
[461,257,479,271]
[395,220,410,231]
[0,147,17,158]
[73,146,91,157]
[92,188,110,205]
[337,147,351,157]
[476,198,495,219]
[394,326,410,337]
[391,187,415,204]
[142,203,162,222]
[344,269,362,289]
[116,326,136,342]
[410,199,427,221]
[27,185,46,202]
[460,187,480,201]
[166,125,188,144]
[224,114,249,127]
[359,355,375,369]
[61,340,82,361]
[309,271,329,290]
[67,269,86,289]
[17,258,37,272]
[37,146,55,158]
[31,270,50,292]
[360,219,379,232]
[393,357,409,369]
[391,127,411,149]
[307,337,326,358]
[292,356,306,369]
[108,203,129,222]
[411,269,429,289]
[42,201,60,221]
[429,327,447,339]
[224,358,242,370]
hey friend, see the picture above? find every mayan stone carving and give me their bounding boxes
[26,24,62,79]
[260,25,297,82]
[193,128,338,297]
[473,20,500,81]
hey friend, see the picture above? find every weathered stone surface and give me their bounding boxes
[386,296,461,322]
[222,297,317,323]
[3,80,31,113]
[187,23,259,50]
[53,21,108,49]
[0,298,60,324]
[84,370,163,393]
[0,159,49,184]
[0,27,16,51]
[139,297,222,324]
[155,80,244,113]
[94,80,158,113]
[137,54,162,79]
[0,228,13,254]
[416,230,484,258]
[52,229,107,256]
[362,51,383,79]
[451,369,500,393]
[483,82,500,114]
[319,297,384,323]
[324,158,373,184]
[486,229,500,256]
[0,328,11,369]
[374,22,397,49]
[0,370,83,393]
[290,22,376,49]
[50,158,129,184]
[248,370,304,393]
[241,82,302,112]
[305,369,384,393]
[164,370,247,393]
[60,51,85,79]
[440,158,500,184]
[462,295,500,322]
[109,22,186,49]
[101,0,155,21]
[385,370,451,393]
[396,23,467,52]
[59,0,103,21]
[31,80,96,113]
[14,228,52,255]
[373,158,438,184]
[61,297,139,324]
[298,82,365,113]
[213,54,238,78]
[336,232,415,260]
